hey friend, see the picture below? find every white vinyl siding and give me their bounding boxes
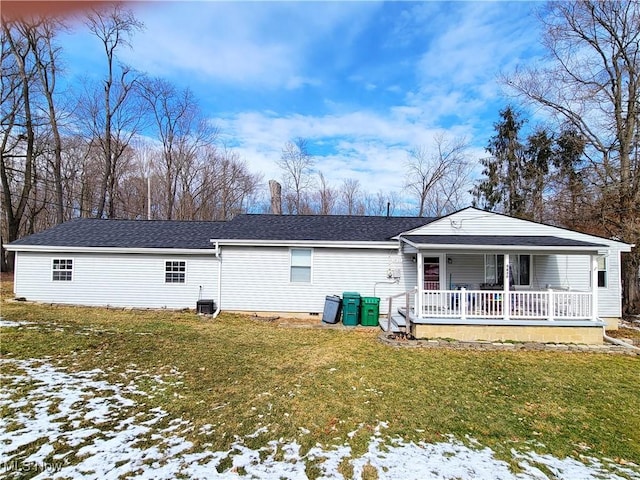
[52,258,73,281]
[14,252,218,309]
[290,248,312,283]
[220,247,412,314]
[446,254,484,289]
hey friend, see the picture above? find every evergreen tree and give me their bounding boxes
[472,106,527,216]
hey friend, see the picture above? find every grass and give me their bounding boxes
[1,278,639,474]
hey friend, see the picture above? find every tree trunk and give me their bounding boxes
[269,179,282,215]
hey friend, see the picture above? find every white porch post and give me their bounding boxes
[417,251,424,317]
[591,255,599,321]
[503,253,510,320]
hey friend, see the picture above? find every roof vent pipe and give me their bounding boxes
[386,202,390,218]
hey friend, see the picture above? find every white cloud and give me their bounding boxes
[398,2,544,133]
[123,2,379,89]
[214,106,480,201]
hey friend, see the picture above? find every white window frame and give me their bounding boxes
[290,248,312,283]
[165,260,186,284]
[423,256,441,290]
[484,254,531,287]
[511,254,531,287]
[597,256,607,288]
[484,254,499,284]
[52,258,73,282]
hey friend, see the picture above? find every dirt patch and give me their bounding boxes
[1,271,14,282]
[606,326,640,346]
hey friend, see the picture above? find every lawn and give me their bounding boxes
[1,279,639,479]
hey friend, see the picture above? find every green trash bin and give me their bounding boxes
[342,292,361,326]
[360,297,380,326]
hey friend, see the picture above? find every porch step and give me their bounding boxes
[379,313,407,333]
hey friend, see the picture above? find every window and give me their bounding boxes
[485,254,499,285]
[290,248,312,283]
[165,261,186,283]
[512,254,531,286]
[484,254,530,286]
[52,259,73,281]
[597,257,607,287]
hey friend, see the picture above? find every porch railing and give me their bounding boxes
[421,288,593,320]
[387,288,417,333]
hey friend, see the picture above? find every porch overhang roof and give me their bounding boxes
[400,235,607,252]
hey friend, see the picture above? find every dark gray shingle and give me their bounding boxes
[217,215,436,242]
[9,215,436,248]
[9,219,227,249]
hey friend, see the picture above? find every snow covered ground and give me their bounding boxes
[1,340,639,478]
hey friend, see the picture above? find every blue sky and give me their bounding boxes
[59,1,545,206]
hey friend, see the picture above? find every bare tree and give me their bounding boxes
[506,0,640,311]
[362,191,387,216]
[61,134,98,219]
[405,133,471,216]
[316,171,336,215]
[339,177,363,215]
[197,146,262,220]
[27,18,65,224]
[431,153,473,216]
[1,20,38,270]
[363,190,402,216]
[278,137,315,215]
[139,78,218,220]
[82,4,144,218]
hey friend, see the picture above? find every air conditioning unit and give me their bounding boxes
[196,299,216,315]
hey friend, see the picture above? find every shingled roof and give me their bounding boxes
[216,214,436,242]
[8,215,436,249]
[8,219,228,249]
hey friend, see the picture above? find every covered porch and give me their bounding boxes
[385,234,608,344]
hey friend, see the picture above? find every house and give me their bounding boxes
[5,207,633,345]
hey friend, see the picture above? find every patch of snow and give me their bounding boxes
[0,318,33,327]
[1,358,639,480]
[246,426,270,439]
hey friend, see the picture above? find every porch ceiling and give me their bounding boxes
[401,235,606,250]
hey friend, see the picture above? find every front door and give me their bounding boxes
[424,256,440,290]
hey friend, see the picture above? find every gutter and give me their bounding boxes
[4,245,212,255]
[212,239,397,249]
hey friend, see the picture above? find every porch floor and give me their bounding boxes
[381,307,605,335]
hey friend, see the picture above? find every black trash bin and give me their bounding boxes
[322,295,342,324]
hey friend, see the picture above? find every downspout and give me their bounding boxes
[211,241,222,318]
[603,327,640,353]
